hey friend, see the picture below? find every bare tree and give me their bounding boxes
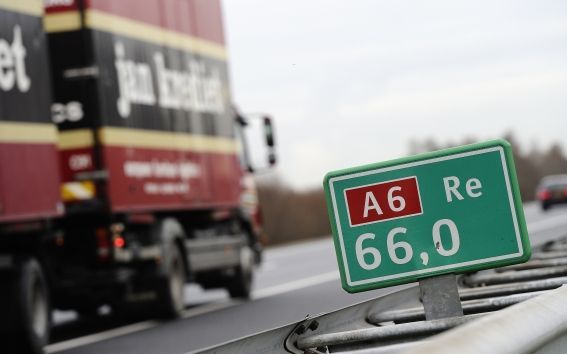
[256,134,567,246]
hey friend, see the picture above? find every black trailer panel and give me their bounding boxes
[0,4,52,124]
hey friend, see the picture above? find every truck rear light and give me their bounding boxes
[96,227,111,262]
[113,236,126,248]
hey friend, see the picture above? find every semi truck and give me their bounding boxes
[0,1,276,353]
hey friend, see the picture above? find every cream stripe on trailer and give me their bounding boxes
[0,0,42,17]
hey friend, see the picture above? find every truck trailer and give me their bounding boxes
[0,1,275,353]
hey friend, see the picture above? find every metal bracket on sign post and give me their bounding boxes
[419,273,463,320]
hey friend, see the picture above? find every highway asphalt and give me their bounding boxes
[45,202,567,354]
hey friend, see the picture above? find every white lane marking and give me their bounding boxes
[528,213,567,234]
[45,320,159,353]
[253,270,340,299]
[45,301,237,353]
[45,272,340,353]
[181,301,240,319]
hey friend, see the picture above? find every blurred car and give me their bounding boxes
[536,174,567,211]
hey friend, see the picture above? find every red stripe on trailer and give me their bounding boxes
[44,0,79,14]
[84,0,225,44]
[59,147,96,182]
[0,143,62,223]
[102,146,242,213]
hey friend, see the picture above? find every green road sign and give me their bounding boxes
[324,140,530,293]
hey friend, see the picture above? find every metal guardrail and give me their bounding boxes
[459,276,567,300]
[194,236,567,354]
[400,285,567,354]
[296,315,482,350]
[369,291,544,324]
[495,257,567,271]
[464,266,567,286]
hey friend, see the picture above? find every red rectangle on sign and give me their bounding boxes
[345,177,422,226]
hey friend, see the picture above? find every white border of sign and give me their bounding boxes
[328,146,523,287]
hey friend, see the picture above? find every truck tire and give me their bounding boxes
[0,258,51,354]
[227,244,254,299]
[154,244,186,318]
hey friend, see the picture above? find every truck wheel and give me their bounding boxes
[155,245,186,318]
[227,245,254,299]
[0,258,51,354]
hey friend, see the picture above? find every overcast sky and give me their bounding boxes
[222,0,567,189]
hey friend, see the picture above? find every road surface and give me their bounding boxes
[45,202,567,354]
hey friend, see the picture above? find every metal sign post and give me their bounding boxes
[419,274,463,320]
[324,140,531,294]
